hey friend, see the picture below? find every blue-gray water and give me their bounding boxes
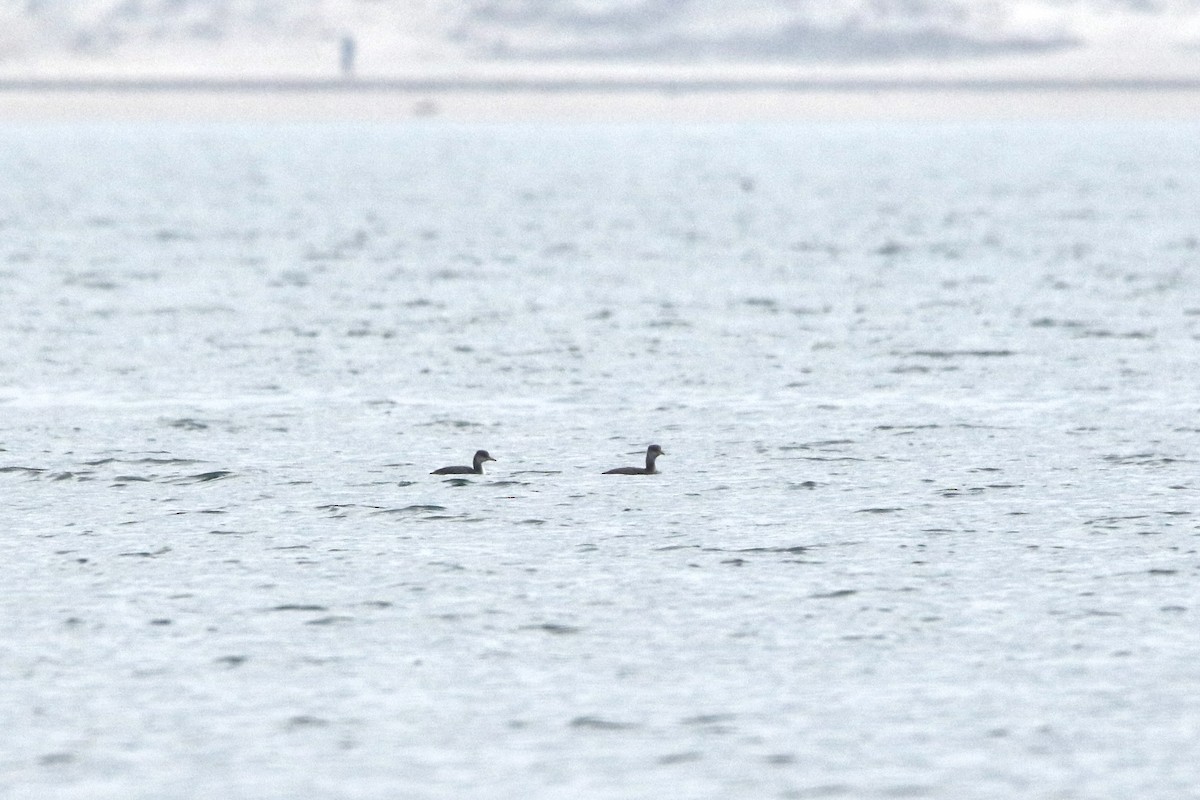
[2,120,1199,799]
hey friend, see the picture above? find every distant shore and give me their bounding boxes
[7,74,1200,93]
[4,75,1200,120]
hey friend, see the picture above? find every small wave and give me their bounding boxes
[118,547,171,558]
[168,470,235,484]
[0,466,46,477]
[809,589,857,599]
[734,545,810,555]
[50,471,91,482]
[521,623,580,635]
[113,475,153,483]
[1104,453,1186,467]
[85,456,205,466]
[164,418,210,431]
[570,716,640,731]
[903,349,1016,358]
[372,504,447,515]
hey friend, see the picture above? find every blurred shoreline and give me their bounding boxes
[4,76,1200,121]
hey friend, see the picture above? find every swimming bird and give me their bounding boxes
[603,444,665,475]
[432,450,496,475]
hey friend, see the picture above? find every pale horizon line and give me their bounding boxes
[5,75,1200,94]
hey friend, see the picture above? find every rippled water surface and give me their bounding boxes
[2,120,1199,799]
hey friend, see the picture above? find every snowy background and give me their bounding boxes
[2,0,1200,80]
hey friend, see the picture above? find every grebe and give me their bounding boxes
[603,444,665,475]
[432,450,496,475]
